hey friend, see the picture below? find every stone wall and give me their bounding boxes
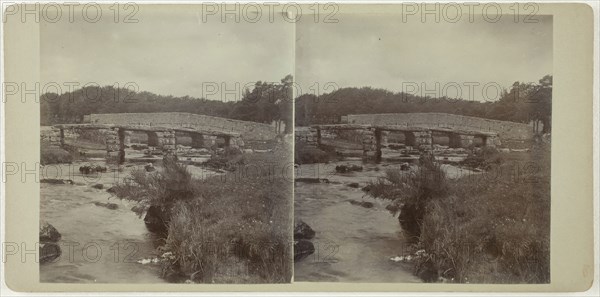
[346,113,533,140]
[88,112,277,140]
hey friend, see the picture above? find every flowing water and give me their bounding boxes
[39,157,218,283]
[293,158,472,282]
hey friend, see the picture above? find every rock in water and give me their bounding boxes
[347,182,360,188]
[360,201,374,208]
[294,220,315,240]
[39,221,61,242]
[40,179,73,185]
[40,242,62,264]
[39,222,62,264]
[145,163,155,172]
[294,240,315,262]
[335,164,363,173]
[93,201,119,210]
[349,199,374,209]
[362,184,373,193]
[92,183,104,189]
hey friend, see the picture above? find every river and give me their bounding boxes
[293,157,473,282]
[39,156,217,283]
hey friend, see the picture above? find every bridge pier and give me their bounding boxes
[59,128,65,147]
[483,135,501,147]
[118,128,126,164]
[104,129,120,155]
[156,131,177,151]
[408,131,432,150]
[224,136,244,149]
[360,128,377,158]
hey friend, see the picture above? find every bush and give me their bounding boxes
[367,149,550,283]
[40,146,73,165]
[164,175,292,283]
[113,152,292,283]
[460,146,503,170]
[368,162,447,239]
[202,147,245,171]
[294,142,337,164]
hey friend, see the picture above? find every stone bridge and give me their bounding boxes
[296,124,500,161]
[343,113,534,140]
[46,123,244,164]
[85,112,277,140]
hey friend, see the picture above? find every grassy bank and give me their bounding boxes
[294,141,338,164]
[368,145,550,283]
[40,143,73,165]
[114,146,293,283]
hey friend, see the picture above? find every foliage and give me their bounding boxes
[40,75,294,130]
[367,147,550,283]
[113,151,292,283]
[295,75,552,133]
[40,145,73,165]
[294,141,337,164]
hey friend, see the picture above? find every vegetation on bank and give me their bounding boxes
[368,145,550,283]
[294,141,338,165]
[40,144,73,165]
[113,148,292,283]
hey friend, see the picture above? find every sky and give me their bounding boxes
[296,13,552,102]
[41,6,552,103]
[41,5,294,102]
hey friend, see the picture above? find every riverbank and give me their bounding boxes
[368,145,550,283]
[112,145,293,283]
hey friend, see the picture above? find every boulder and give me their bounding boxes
[144,205,169,234]
[40,179,73,185]
[335,164,363,173]
[79,165,107,175]
[39,221,61,242]
[92,183,104,189]
[400,163,410,171]
[347,182,360,188]
[106,186,117,193]
[294,220,315,240]
[294,177,330,184]
[40,242,62,264]
[145,163,156,172]
[294,240,315,262]
[349,199,374,209]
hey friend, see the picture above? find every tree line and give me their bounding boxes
[41,74,551,134]
[40,75,294,133]
[296,75,552,133]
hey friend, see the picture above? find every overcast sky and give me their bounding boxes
[42,7,552,102]
[296,13,552,102]
[41,5,294,102]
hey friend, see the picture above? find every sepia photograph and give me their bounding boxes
[293,12,552,283]
[1,1,597,293]
[37,5,294,283]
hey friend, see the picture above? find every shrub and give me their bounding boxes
[40,146,73,165]
[113,151,292,283]
[294,141,337,164]
[367,149,550,283]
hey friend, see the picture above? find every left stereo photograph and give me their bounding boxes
[37,4,294,284]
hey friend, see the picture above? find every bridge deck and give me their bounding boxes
[313,124,497,137]
[54,124,241,137]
